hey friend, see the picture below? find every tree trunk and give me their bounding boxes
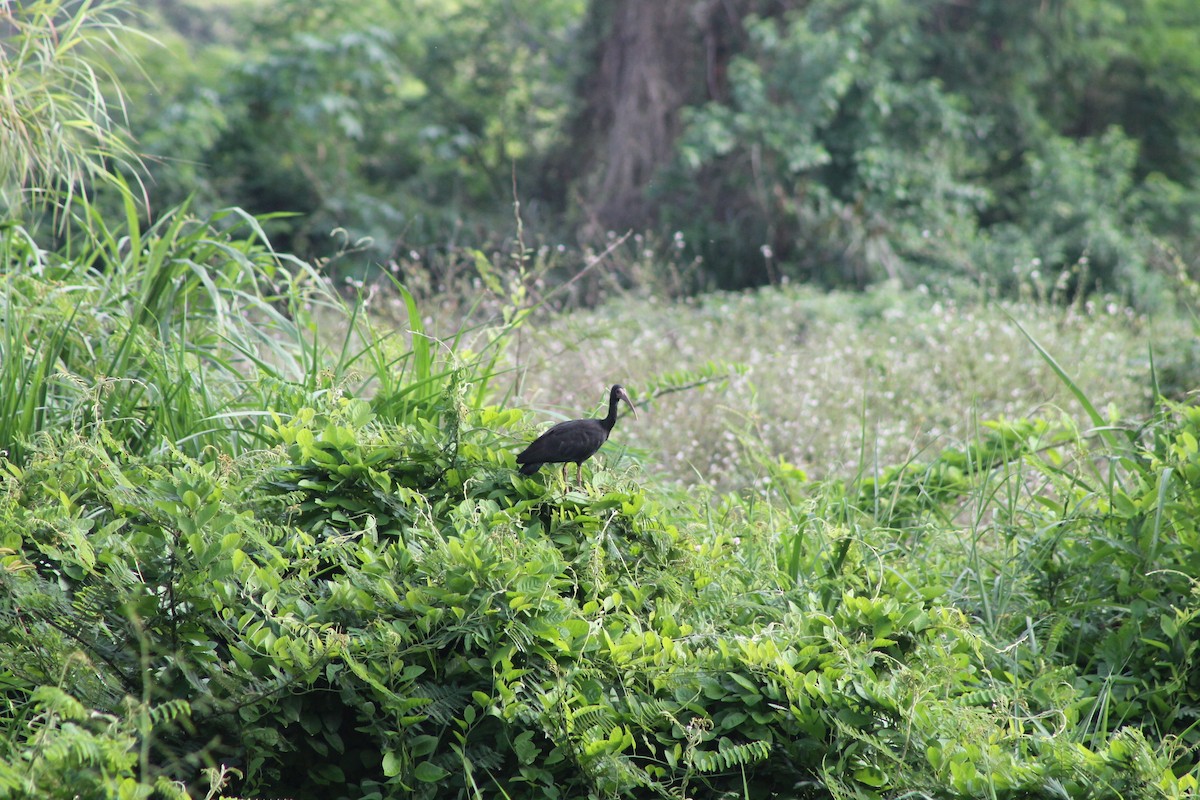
[566,0,743,233]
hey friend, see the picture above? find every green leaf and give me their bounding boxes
[513,730,538,764]
[411,735,439,757]
[413,761,449,783]
[854,766,888,787]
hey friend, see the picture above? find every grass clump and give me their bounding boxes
[0,0,141,210]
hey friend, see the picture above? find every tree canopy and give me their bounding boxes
[39,0,1200,301]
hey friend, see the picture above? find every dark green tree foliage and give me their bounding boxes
[116,0,1200,300]
[666,0,1200,301]
[177,0,584,262]
[670,0,985,288]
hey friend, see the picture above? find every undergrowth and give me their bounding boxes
[3,205,1200,798]
[511,282,1194,490]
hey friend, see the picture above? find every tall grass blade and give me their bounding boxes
[1148,343,1160,400]
[1009,315,1134,450]
[1149,466,1172,562]
[400,283,432,383]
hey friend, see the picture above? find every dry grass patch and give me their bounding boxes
[508,284,1181,489]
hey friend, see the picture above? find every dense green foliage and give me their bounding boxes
[5,2,1200,798]
[669,0,1200,300]
[108,0,1200,303]
[4,237,1200,797]
[114,0,584,261]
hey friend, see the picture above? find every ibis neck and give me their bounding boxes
[600,395,620,431]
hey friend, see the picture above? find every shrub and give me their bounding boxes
[5,370,1199,798]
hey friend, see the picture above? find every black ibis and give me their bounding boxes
[517,384,638,485]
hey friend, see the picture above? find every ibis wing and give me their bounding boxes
[517,419,608,465]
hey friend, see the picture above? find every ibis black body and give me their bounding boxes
[517,385,637,485]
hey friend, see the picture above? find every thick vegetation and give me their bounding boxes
[4,2,1200,799]
[4,214,1200,798]
[112,0,1200,305]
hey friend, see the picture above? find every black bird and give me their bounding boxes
[517,385,638,485]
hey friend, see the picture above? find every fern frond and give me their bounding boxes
[411,681,470,725]
[621,695,677,729]
[568,703,615,737]
[30,686,88,721]
[686,738,771,773]
[957,688,1002,708]
[146,698,192,726]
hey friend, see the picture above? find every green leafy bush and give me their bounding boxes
[667,0,1200,304]
[820,373,1200,773]
[6,364,1199,798]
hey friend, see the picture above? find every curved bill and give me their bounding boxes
[618,386,639,420]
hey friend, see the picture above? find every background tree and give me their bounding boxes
[106,0,1200,304]
[563,0,1200,303]
[557,0,747,233]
